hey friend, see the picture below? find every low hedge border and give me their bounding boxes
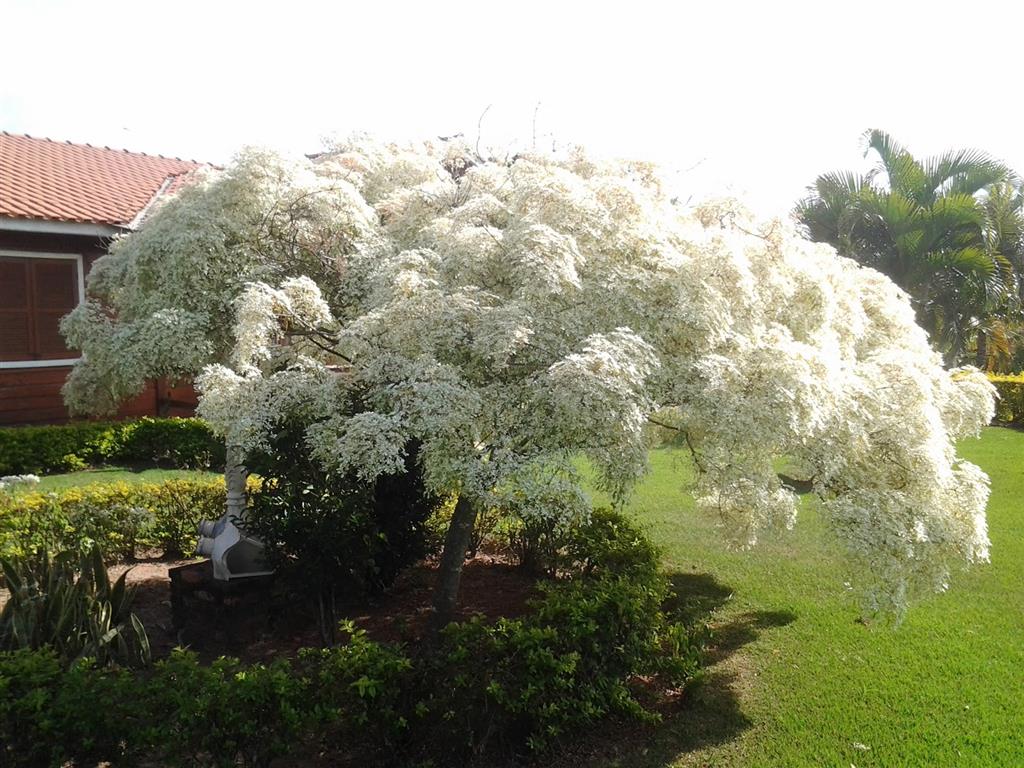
[0,417,225,475]
[0,508,706,768]
[988,374,1024,425]
[0,477,260,560]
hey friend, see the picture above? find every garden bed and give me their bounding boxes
[112,554,539,662]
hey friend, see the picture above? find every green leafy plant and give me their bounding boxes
[0,417,224,475]
[418,508,700,759]
[245,424,438,644]
[0,648,63,767]
[146,649,306,768]
[296,621,413,758]
[0,542,150,667]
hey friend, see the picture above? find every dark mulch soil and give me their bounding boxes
[117,555,538,662]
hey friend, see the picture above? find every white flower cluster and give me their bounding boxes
[90,135,996,615]
[0,474,41,493]
[232,276,336,373]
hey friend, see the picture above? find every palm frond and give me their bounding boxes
[863,129,927,199]
[924,148,1013,194]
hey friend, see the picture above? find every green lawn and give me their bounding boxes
[585,427,1024,768]
[32,466,219,493]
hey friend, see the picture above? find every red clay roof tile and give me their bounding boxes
[0,132,206,227]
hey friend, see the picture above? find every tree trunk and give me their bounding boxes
[975,329,988,370]
[318,585,337,647]
[429,495,479,632]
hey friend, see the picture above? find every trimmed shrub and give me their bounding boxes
[0,649,142,768]
[495,502,662,579]
[0,477,240,560]
[989,374,1024,425]
[147,650,306,768]
[416,507,693,759]
[0,417,224,475]
[0,648,63,767]
[297,622,414,758]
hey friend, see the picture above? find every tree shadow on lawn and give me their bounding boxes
[543,572,796,768]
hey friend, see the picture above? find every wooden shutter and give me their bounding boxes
[31,260,78,359]
[0,258,33,361]
[0,255,81,363]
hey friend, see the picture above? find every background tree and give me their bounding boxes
[795,129,1022,366]
[191,138,995,624]
[976,182,1024,368]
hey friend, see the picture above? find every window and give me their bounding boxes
[0,251,84,367]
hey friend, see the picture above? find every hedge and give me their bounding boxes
[0,477,260,560]
[0,417,224,475]
[988,374,1024,425]
[0,508,706,768]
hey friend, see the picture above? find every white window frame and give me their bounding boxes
[0,249,86,369]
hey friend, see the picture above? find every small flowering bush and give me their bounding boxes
[0,474,40,494]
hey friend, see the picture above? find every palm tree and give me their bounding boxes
[796,129,1022,366]
[975,182,1024,369]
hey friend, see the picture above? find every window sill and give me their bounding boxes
[0,358,81,369]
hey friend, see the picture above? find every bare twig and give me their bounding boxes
[475,104,492,158]
[532,101,541,152]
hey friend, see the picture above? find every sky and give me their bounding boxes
[2,0,1023,216]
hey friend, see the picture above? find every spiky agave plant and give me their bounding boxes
[0,542,150,666]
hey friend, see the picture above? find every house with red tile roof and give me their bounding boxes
[0,132,205,424]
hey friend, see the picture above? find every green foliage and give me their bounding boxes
[496,503,662,580]
[245,427,437,642]
[420,508,699,759]
[988,374,1024,424]
[0,508,704,767]
[560,505,662,580]
[0,476,232,560]
[297,621,414,757]
[46,658,141,766]
[428,573,693,758]
[0,543,150,667]
[0,649,141,768]
[106,416,226,468]
[0,647,62,767]
[0,416,224,475]
[147,650,306,768]
[0,648,305,768]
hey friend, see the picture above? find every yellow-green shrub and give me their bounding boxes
[0,478,260,560]
[988,374,1024,425]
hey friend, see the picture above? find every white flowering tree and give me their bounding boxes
[182,137,995,624]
